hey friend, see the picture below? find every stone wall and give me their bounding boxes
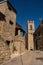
[28,21,34,50]
[13,36,26,53]
[0,1,16,64]
[0,1,16,41]
[0,36,11,64]
[0,1,26,65]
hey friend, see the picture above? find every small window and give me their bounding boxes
[9,20,13,25]
[38,32,40,36]
[0,12,6,21]
[15,28,18,36]
[30,25,32,30]
[0,27,1,31]
[6,40,10,46]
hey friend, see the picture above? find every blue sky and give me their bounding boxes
[0,0,43,32]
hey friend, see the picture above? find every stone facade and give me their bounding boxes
[0,36,11,64]
[14,23,26,53]
[27,20,43,51]
[14,36,25,53]
[0,0,16,64]
[28,21,35,50]
[0,1,26,64]
[0,1,16,41]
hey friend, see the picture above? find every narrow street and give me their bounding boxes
[3,51,43,65]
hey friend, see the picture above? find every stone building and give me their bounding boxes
[27,20,43,51]
[34,21,43,51]
[0,0,16,64]
[27,20,35,50]
[14,23,26,53]
[0,0,26,64]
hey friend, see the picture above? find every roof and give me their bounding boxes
[34,20,43,34]
[16,23,26,33]
[0,0,6,4]
[0,0,17,14]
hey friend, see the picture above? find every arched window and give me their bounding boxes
[30,25,32,30]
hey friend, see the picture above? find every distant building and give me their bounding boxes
[14,23,26,53]
[27,20,35,50]
[27,20,43,51]
[34,21,43,51]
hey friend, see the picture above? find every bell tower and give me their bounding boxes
[28,20,34,50]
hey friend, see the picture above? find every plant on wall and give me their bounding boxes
[13,45,17,51]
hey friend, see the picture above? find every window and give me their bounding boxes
[30,25,32,30]
[6,40,10,46]
[0,26,1,31]
[15,28,18,36]
[38,32,40,36]
[9,20,13,25]
[0,12,6,21]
